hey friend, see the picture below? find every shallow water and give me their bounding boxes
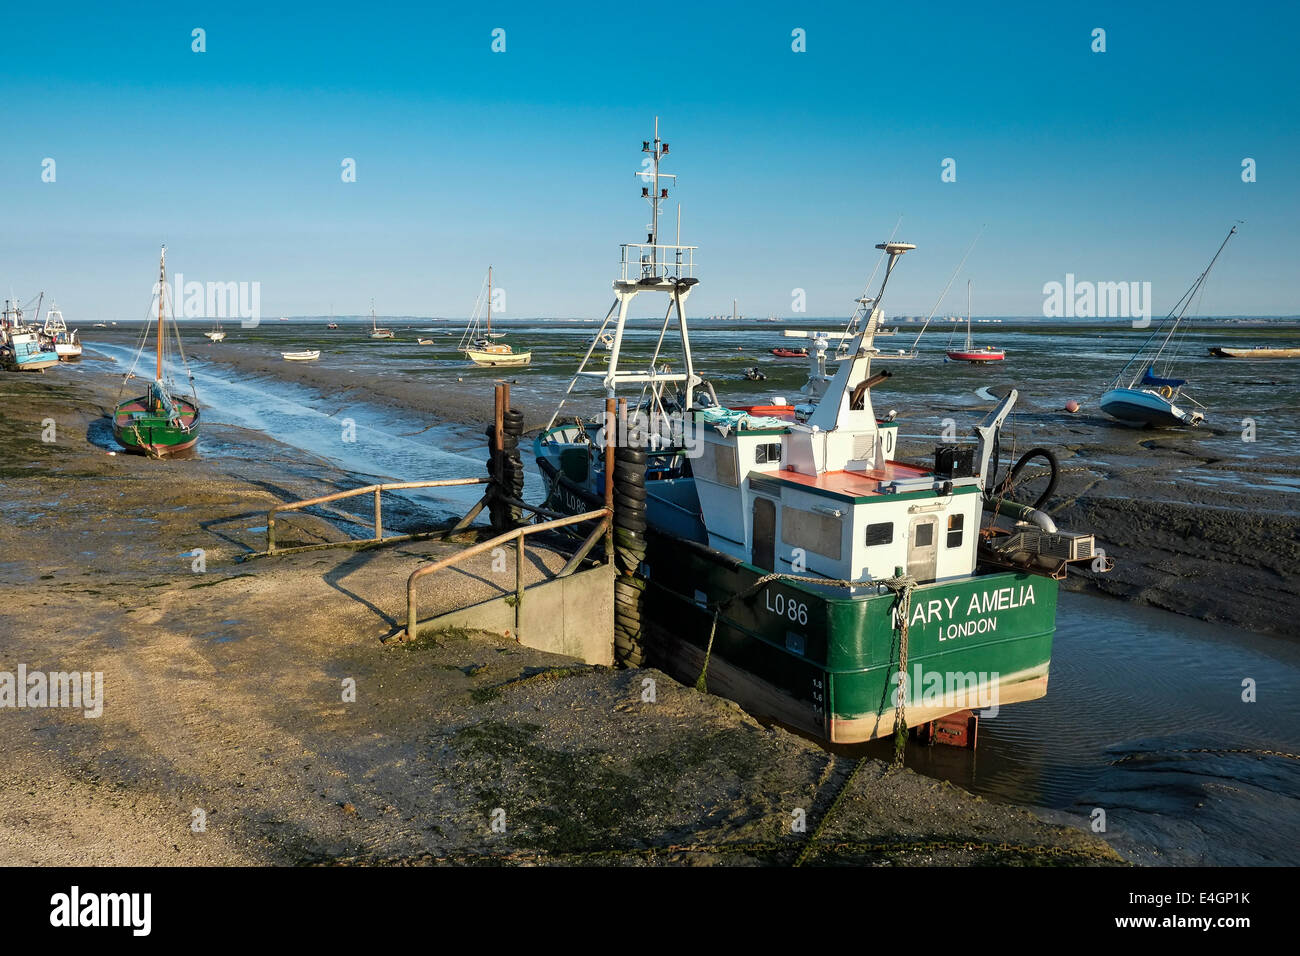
[898,590,1300,865]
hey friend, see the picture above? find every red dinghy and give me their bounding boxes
[946,280,1005,363]
[770,347,808,358]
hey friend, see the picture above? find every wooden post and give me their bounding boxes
[374,488,383,540]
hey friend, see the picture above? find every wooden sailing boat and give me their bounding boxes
[112,247,201,456]
[946,280,1004,363]
[459,267,531,366]
[1101,224,1238,428]
[369,301,394,339]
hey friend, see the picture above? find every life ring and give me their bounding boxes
[1159,385,1173,399]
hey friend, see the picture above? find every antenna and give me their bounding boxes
[637,116,677,273]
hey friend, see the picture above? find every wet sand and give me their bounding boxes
[0,364,1120,866]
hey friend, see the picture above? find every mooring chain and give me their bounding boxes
[890,582,914,770]
[1109,747,1300,765]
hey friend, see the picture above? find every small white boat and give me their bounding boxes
[42,304,83,360]
[204,316,225,341]
[281,350,320,362]
[368,301,394,339]
[417,338,435,345]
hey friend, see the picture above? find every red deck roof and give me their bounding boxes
[770,461,931,499]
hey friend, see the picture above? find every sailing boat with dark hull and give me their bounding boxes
[112,247,202,457]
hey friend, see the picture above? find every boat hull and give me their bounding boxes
[946,349,1004,363]
[466,348,531,367]
[112,395,201,456]
[55,343,83,361]
[1100,386,1201,427]
[534,429,1054,743]
[1209,346,1300,359]
[645,534,1054,743]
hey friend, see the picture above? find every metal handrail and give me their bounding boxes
[265,477,490,553]
[404,508,611,642]
[619,243,697,281]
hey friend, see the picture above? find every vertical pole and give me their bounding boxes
[515,531,525,632]
[267,516,276,554]
[374,488,383,541]
[493,383,505,488]
[604,396,616,562]
[407,579,417,643]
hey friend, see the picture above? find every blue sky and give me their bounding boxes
[2,1,1297,320]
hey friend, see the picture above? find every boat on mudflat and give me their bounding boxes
[945,281,1004,363]
[770,347,807,358]
[458,266,531,367]
[42,304,83,360]
[1,297,60,372]
[533,122,1104,744]
[111,246,202,457]
[1100,224,1239,428]
[282,350,320,361]
[1208,345,1300,359]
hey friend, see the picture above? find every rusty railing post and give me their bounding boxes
[604,396,616,561]
[374,488,383,541]
[515,530,525,631]
[267,512,277,553]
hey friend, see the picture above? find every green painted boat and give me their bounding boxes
[642,532,1056,743]
[112,246,201,458]
[112,383,201,457]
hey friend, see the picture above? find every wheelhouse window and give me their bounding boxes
[914,523,934,547]
[865,522,893,547]
[755,442,782,464]
[947,513,964,548]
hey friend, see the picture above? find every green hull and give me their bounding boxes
[641,534,1057,743]
[112,393,201,456]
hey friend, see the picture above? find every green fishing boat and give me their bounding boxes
[536,124,1105,745]
[112,246,202,457]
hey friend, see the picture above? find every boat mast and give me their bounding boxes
[966,280,972,349]
[156,246,166,385]
[487,266,492,337]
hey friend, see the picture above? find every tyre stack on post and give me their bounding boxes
[613,401,648,667]
[487,383,525,531]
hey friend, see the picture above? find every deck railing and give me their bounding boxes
[619,243,697,282]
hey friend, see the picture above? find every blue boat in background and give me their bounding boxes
[1100,224,1238,428]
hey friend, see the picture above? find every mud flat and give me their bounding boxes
[0,367,1122,866]
[897,396,1300,640]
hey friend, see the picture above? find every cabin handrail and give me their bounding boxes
[404,508,612,642]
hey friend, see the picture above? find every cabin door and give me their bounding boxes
[907,516,938,584]
[752,497,776,571]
